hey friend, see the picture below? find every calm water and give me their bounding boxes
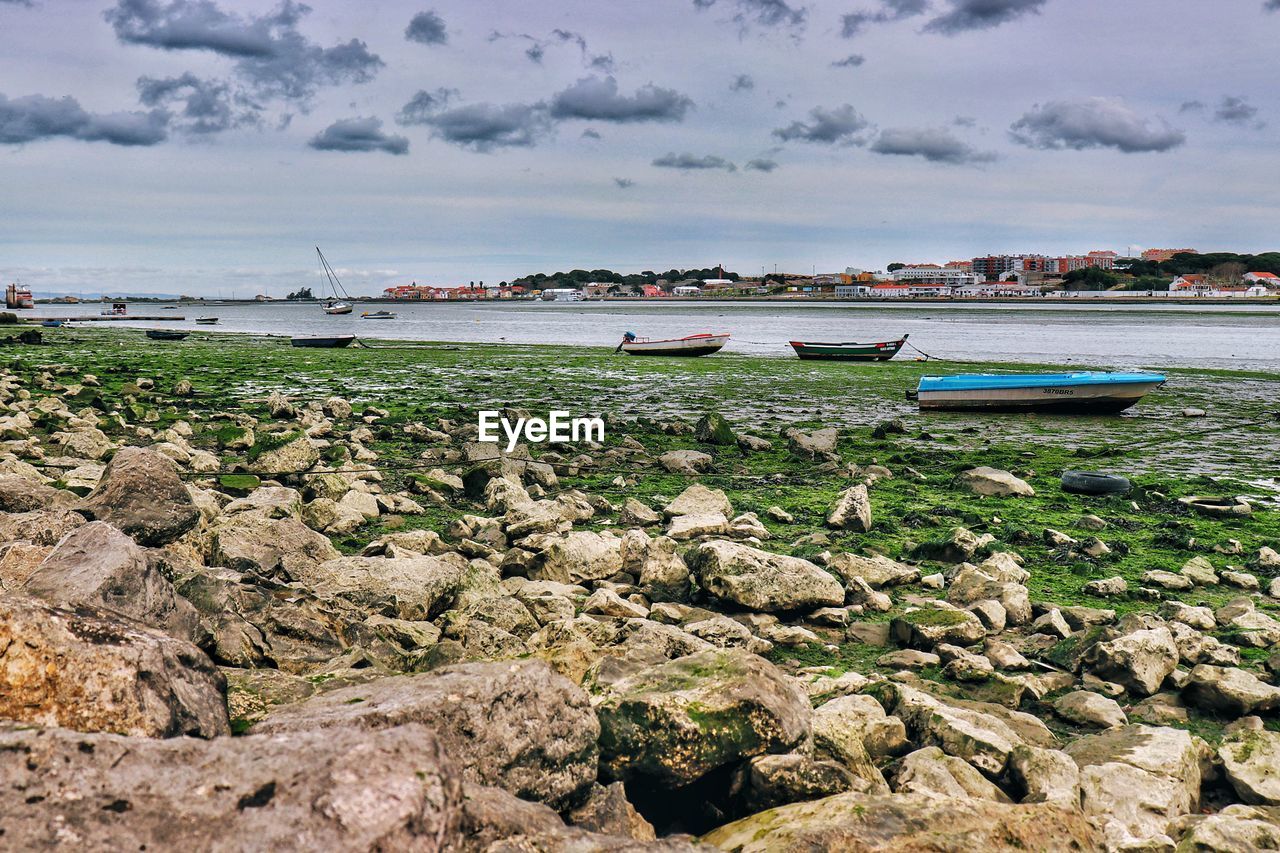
[41,300,1280,372]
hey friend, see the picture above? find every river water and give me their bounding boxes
[40,300,1280,372]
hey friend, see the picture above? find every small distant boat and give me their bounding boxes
[912,371,1166,414]
[41,319,64,328]
[195,317,219,325]
[291,334,356,349]
[790,335,909,362]
[616,332,730,357]
[100,302,127,316]
[162,306,178,310]
[5,283,34,310]
[360,310,396,320]
[323,301,353,315]
[146,329,190,341]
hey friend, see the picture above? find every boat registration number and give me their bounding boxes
[1043,388,1075,396]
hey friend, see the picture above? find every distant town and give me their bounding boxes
[375,248,1279,302]
[20,248,1280,305]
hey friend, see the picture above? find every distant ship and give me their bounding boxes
[5,282,34,310]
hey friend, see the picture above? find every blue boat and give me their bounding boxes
[914,371,1166,414]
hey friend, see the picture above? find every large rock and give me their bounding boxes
[885,684,1031,778]
[663,484,733,519]
[700,792,1098,852]
[0,473,74,513]
[1220,730,1280,806]
[894,746,1011,801]
[207,514,340,578]
[687,540,844,612]
[737,753,882,812]
[76,447,199,546]
[1172,804,1280,851]
[595,649,810,785]
[812,694,909,761]
[287,553,467,621]
[1184,664,1280,716]
[826,553,919,589]
[1065,724,1207,848]
[23,521,200,642]
[532,531,623,585]
[0,723,460,850]
[246,433,319,475]
[957,466,1034,497]
[0,594,228,737]
[1082,626,1178,697]
[254,659,598,810]
[891,607,987,649]
[826,484,871,532]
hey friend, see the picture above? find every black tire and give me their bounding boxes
[1061,470,1132,495]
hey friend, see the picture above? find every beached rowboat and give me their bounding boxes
[146,329,189,341]
[195,317,219,325]
[913,371,1166,414]
[790,335,909,361]
[617,332,730,357]
[291,334,356,349]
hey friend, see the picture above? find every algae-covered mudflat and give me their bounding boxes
[14,326,1278,625]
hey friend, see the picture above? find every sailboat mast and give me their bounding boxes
[315,247,350,299]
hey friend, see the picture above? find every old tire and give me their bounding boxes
[1061,471,1131,495]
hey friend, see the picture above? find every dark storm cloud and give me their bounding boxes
[924,0,1048,35]
[395,87,458,125]
[136,72,257,134]
[105,1,383,102]
[581,128,602,139]
[841,0,927,37]
[870,126,996,164]
[652,152,737,171]
[832,54,865,67]
[1266,0,1280,10]
[415,102,553,152]
[692,0,807,31]
[1179,100,1205,113]
[613,177,634,188]
[1009,98,1185,153]
[773,104,872,144]
[1214,95,1260,126]
[307,116,408,154]
[744,157,779,171]
[405,10,447,45]
[730,74,755,91]
[0,0,35,6]
[0,92,168,146]
[549,76,692,123]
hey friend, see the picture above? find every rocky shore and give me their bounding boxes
[1,335,1278,851]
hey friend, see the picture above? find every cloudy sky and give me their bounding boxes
[2,0,1278,295]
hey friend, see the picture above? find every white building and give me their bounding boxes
[890,267,980,289]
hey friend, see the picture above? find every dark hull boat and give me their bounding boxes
[913,372,1166,414]
[146,329,190,341]
[291,334,356,349]
[790,335,908,361]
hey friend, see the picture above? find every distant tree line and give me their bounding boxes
[500,268,741,288]
[287,287,313,300]
[1119,252,1280,278]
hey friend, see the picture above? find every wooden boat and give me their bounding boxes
[41,319,64,328]
[361,310,396,320]
[913,371,1166,414]
[146,329,190,341]
[195,317,219,325]
[790,335,908,361]
[291,334,356,349]
[616,332,730,357]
